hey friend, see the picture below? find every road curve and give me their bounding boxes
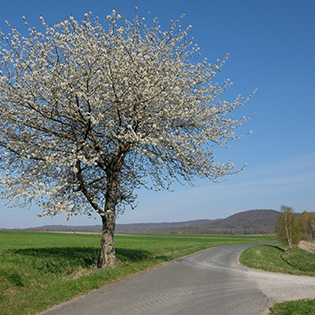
[38,243,286,315]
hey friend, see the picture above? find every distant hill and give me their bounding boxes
[4,209,280,235]
[116,209,279,234]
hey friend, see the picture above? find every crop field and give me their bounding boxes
[0,231,275,315]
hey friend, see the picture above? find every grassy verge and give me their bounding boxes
[240,243,315,314]
[269,299,315,315]
[0,232,275,315]
[240,242,315,276]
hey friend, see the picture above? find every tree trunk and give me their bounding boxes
[287,237,292,250]
[99,161,125,268]
[285,225,292,249]
[100,209,116,267]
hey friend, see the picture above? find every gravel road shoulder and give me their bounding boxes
[239,258,315,304]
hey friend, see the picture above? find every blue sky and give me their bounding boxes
[0,0,314,228]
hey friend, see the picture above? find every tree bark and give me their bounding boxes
[99,156,126,267]
[285,225,293,249]
[100,209,116,267]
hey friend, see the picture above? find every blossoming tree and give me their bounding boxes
[0,10,254,267]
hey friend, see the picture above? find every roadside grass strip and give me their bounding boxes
[0,232,275,315]
[269,299,315,315]
[240,242,315,314]
[240,242,315,276]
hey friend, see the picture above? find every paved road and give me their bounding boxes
[40,243,273,315]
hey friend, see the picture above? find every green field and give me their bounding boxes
[0,231,275,315]
[240,243,315,314]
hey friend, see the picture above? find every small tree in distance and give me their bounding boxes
[0,10,254,267]
[299,211,315,240]
[275,205,301,249]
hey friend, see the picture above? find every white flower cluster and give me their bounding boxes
[0,11,254,219]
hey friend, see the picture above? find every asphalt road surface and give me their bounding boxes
[38,243,287,315]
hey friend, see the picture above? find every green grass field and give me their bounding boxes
[0,231,275,315]
[240,243,315,314]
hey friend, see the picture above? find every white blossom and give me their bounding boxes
[0,11,254,222]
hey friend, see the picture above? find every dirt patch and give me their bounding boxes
[298,240,315,253]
